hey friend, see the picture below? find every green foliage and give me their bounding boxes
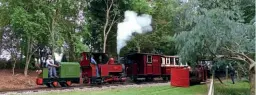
[74,36,90,56]
[175,2,255,63]
[129,0,153,14]
[0,0,91,70]
[215,80,250,95]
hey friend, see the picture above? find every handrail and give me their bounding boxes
[208,76,214,95]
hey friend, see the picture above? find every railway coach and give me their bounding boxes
[124,53,188,82]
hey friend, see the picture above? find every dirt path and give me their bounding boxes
[0,69,42,91]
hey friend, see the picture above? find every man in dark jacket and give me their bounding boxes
[229,66,235,84]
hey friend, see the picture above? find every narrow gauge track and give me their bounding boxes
[0,80,169,94]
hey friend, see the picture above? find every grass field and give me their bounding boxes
[214,80,250,95]
[38,84,207,95]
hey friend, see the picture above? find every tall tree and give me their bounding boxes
[0,0,90,75]
[1,27,20,75]
[85,0,131,55]
[175,0,255,94]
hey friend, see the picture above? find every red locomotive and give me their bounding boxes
[80,52,126,84]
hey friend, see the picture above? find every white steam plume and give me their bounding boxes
[117,10,153,54]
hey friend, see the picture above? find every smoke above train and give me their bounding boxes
[117,10,153,54]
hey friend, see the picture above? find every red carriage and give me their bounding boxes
[124,53,189,82]
[124,53,208,85]
[160,55,188,81]
[124,53,162,82]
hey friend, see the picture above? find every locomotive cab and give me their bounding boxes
[80,52,126,84]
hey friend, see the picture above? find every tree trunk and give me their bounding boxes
[24,37,32,76]
[12,58,16,76]
[24,59,29,76]
[24,55,32,76]
[249,69,255,95]
[103,38,107,53]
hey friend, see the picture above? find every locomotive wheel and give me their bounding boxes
[46,83,53,88]
[146,77,153,82]
[66,81,72,86]
[131,76,137,82]
[83,77,90,84]
[162,77,167,81]
[52,81,58,87]
[59,82,67,87]
[108,81,113,84]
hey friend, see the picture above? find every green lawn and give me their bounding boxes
[38,84,207,95]
[214,80,250,95]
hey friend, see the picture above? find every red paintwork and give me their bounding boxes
[108,58,115,64]
[161,67,172,75]
[91,65,98,77]
[121,77,127,82]
[99,64,109,77]
[82,67,92,77]
[53,81,58,87]
[80,52,90,66]
[108,65,123,72]
[36,78,43,85]
[144,55,152,74]
[66,81,72,86]
[79,52,125,84]
[161,66,187,75]
[126,53,162,77]
[104,78,113,82]
[79,52,208,85]
[100,63,123,77]
[171,67,190,87]
[192,65,208,82]
[125,63,138,76]
[152,55,161,75]
[142,54,161,75]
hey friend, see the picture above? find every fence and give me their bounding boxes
[208,76,214,95]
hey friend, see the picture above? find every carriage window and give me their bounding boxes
[147,55,152,63]
[175,58,180,65]
[161,57,165,65]
[166,58,170,64]
[170,58,174,65]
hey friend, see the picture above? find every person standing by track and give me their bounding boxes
[229,65,236,84]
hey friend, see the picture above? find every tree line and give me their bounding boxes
[0,0,255,94]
